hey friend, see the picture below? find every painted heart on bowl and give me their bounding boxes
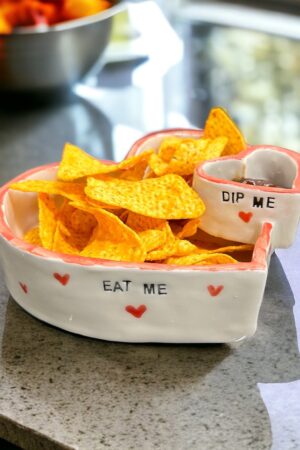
[193,145,300,249]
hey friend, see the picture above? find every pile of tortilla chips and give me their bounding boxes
[0,0,112,34]
[10,107,253,266]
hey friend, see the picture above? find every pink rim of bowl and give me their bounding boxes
[196,145,300,194]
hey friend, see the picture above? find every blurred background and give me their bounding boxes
[1,0,300,180]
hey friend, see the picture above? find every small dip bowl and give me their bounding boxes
[193,145,300,248]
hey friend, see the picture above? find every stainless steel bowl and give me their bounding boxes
[0,1,125,93]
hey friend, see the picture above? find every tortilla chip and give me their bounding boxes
[10,180,86,203]
[158,137,182,161]
[70,208,97,235]
[204,107,246,155]
[85,174,205,219]
[176,218,200,239]
[57,143,153,181]
[165,253,238,265]
[80,237,145,262]
[196,244,254,254]
[23,227,41,246]
[149,137,227,176]
[51,201,96,253]
[52,223,80,255]
[38,193,57,250]
[138,228,168,253]
[126,211,166,233]
[117,158,149,181]
[145,224,176,260]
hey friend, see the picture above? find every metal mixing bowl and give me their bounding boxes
[0,1,125,94]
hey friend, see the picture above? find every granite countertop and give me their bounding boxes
[1,3,300,449]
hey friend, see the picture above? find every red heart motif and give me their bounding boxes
[53,273,70,286]
[208,285,224,297]
[19,282,28,294]
[239,211,253,223]
[125,304,147,318]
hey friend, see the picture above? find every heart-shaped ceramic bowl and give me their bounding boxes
[193,145,300,248]
[0,129,277,343]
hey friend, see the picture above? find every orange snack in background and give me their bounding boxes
[0,0,113,33]
[62,0,112,20]
[4,0,58,27]
[0,11,11,33]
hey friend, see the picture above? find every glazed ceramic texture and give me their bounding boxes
[193,146,300,248]
[0,129,292,343]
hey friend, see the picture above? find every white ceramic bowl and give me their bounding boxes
[194,145,300,248]
[0,130,279,343]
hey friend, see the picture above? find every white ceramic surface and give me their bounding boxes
[193,145,300,248]
[0,133,274,342]
[0,225,271,343]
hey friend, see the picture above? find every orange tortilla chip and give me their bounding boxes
[81,238,145,262]
[196,244,254,254]
[145,224,176,261]
[204,107,246,155]
[126,211,166,233]
[144,168,157,179]
[82,210,145,261]
[165,253,238,265]
[138,228,167,253]
[72,202,142,246]
[117,158,149,181]
[85,197,124,211]
[176,218,200,239]
[57,143,153,181]
[145,224,197,261]
[57,143,113,181]
[172,137,210,159]
[146,238,197,261]
[190,229,254,255]
[203,136,228,159]
[52,201,96,253]
[149,137,209,176]
[52,223,80,255]
[23,227,41,246]
[149,137,227,176]
[147,154,169,176]
[38,193,57,250]
[70,208,97,235]
[54,201,74,237]
[158,137,182,161]
[85,174,205,219]
[175,239,198,256]
[70,202,146,262]
[10,180,86,203]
